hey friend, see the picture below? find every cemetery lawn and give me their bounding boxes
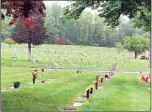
[1,43,149,71]
[2,66,150,111]
[1,43,150,111]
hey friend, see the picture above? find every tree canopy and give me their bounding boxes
[44,4,149,47]
[12,15,46,60]
[60,0,150,31]
[123,34,150,59]
[1,0,46,28]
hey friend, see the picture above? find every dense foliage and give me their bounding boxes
[60,0,150,31]
[44,4,149,47]
[124,35,150,59]
[12,15,46,60]
[1,0,46,29]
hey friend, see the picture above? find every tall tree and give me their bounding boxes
[12,15,46,61]
[44,4,63,43]
[77,11,94,45]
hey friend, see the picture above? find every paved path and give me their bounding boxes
[11,66,150,74]
[31,67,150,74]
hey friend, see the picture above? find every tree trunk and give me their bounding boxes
[134,52,137,59]
[28,43,31,61]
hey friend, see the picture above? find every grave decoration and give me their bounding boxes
[77,68,81,73]
[104,73,109,79]
[140,56,146,60]
[90,85,94,94]
[55,39,65,45]
[36,60,38,63]
[12,56,16,62]
[101,77,104,83]
[12,56,16,68]
[140,71,149,82]
[42,69,44,72]
[94,81,98,90]
[96,75,99,82]
[41,80,45,83]
[32,69,38,84]
[141,75,149,82]
[85,87,90,99]
[13,81,20,88]
[110,71,114,76]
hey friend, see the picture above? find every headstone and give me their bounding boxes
[145,50,149,60]
[112,64,117,71]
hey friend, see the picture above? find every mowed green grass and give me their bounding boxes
[2,67,150,111]
[77,73,150,111]
[2,66,150,111]
[2,66,104,111]
[1,43,149,71]
[1,43,150,111]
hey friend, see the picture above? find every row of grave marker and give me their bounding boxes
[85,71,115,99]
[85,70,149,99]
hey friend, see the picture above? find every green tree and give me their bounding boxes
[44,4,63,44]
[61,0,150,31]
[1,10,15,41]
[44,2,149,48]
[4,38,15,47]
[123,35,149,59]
[77,11,94,45]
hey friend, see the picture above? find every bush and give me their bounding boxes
[55,38,65,45]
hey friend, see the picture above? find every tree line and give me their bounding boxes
[44,4,150,47]
[1,4,150,48]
